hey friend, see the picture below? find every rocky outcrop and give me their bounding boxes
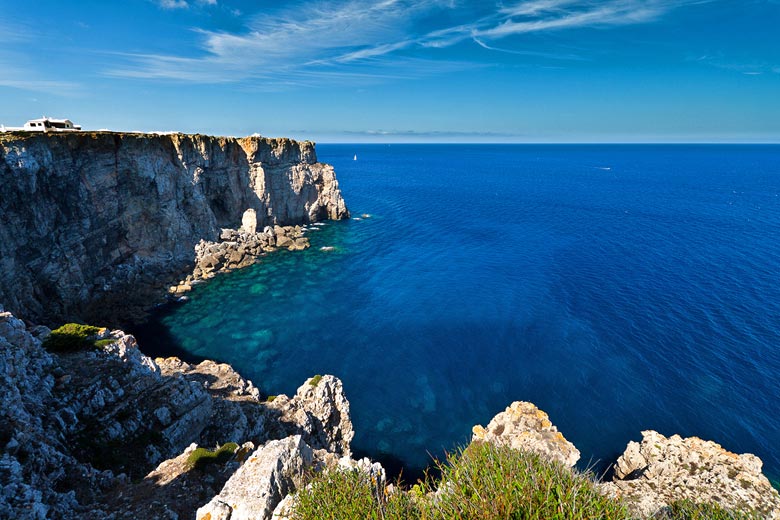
[471,401,580,467]
[0,132,348,326]
[197,435,314,520]
[266,375,354,457]
[171,222,311,292]
[0,308,353,519]
[602,430,780,519]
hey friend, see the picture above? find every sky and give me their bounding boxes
[1,0,779,142]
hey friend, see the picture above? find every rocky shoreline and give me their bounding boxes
[0,132,348,327]
[1,309,778,519]
[2,132,779,518]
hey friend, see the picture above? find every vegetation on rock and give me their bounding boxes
[186,443,239,471]
[309,374,323,386]
[652,500,760,519]
[43,323,105,352]
[291,442,628,520]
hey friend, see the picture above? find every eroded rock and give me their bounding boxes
[266,375,354,456]
[197,435,314,520]
[0,132,348,326]
[602,430,780,519]
[471,401,580,467]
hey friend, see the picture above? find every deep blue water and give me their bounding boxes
[137,144,780,483]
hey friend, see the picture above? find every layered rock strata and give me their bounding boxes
[0,132,348,325]
[602,430,780,519]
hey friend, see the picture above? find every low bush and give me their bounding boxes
[186,442,239,471]
[290,468,419,520]
[43,323,103,352]
[288,442,628,520]
[309,374,323,386]
[653,499,759,519]
[418,442,628,520]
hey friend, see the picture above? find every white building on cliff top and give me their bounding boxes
[1,117,82,132]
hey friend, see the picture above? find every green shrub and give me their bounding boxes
[654,499,760,519]
[186,442,239,471]
[43,323,103,352]
[290,468,420,520]
[288,442,628,520]
[417,442,628,520]
[309,374,323,386]
[266,395,277,402]
[93,339,117,348]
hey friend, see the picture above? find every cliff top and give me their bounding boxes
[0,130,315,146]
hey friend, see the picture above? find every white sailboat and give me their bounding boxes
[353,154,357,161]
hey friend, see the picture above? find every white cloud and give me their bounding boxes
[112,0,699,83]
[158,0,189,9]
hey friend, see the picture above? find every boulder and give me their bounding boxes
[471,401,580,467]
[196,435,314,520]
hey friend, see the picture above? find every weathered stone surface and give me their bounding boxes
[0,310,118,519]
[241,208,258,234]
[0,132,349,326]
[602,430,780,519]
[197,435,314,520]
[266,375,354,456]
[0,308,355,519]
[189,224,309,283]
[471,401,580,467]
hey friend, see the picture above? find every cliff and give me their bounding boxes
[0,308,353,518]
[0,132,348,326]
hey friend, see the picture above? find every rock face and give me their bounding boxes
[471,401,580,467]
[0,308,353,519]
[266,375,354,457]
[196,435,314,520]
[603,430,780,519]
[0,132,349,325]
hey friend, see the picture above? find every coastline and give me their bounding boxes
[2,135,779,518]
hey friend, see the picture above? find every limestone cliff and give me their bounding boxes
[0,307,353,519]
[0,132,348,326]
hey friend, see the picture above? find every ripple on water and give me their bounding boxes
[134,145,780,483]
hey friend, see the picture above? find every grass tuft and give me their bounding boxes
[290,468,418,520]
[653,499,760,519]
[186,442,239,471]
[419,442,628,519]
[309,374,322,386]
[288,442,628,520]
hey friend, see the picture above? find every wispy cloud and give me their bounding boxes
[694,53,780,76]
[155,0,216,9]
[111,0,698,83]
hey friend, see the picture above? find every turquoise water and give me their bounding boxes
[136,144,780,482]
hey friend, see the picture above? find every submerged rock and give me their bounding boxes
[471,401,580,467]
[602,430,780,519]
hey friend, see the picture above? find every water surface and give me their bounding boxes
[136,144,780,483]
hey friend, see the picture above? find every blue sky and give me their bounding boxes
[1,0,779,142]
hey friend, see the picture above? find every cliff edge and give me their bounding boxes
[0,132,348,326]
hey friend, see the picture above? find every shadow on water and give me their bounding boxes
[127,301,219,365]
[352,447,441,485]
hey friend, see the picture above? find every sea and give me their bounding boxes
[134,144,780,484]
